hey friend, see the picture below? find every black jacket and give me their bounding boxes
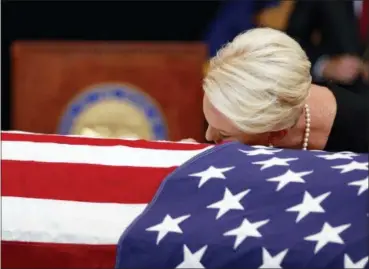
[286,0,368,95]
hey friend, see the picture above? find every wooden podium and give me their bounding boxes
[12,42,207,142]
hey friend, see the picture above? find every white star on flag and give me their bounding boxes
[348,177,368,196]
[252,157,298,170]
[176,245,208,268]
[316,152,357,160]
[304,222,351,253]
[344,254,369,269]
[339,151,359,155]
[207,187,250,219]
[266,170,312,191]
[189,166,235,188]
[239,148,282,156]
[332,161,368,173]
[224,218,270,249]
[146,214,190,245]
[252,145,270,149]
[286,191,331,222]
[259,248,289,269]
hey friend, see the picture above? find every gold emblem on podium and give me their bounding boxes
[58,83,168,140]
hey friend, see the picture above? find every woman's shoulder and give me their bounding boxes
[322,83,369,153]
[326,83,368,123]
[327,83,368,107]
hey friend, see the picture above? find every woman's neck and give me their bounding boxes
[278,109,309,150]
[276,84,337,150]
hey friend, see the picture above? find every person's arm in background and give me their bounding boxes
[287,0,365,84]
[204,0,279,57]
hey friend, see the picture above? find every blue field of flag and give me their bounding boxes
[116,143,368,269]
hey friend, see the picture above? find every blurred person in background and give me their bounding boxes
[286,0,369,96]
[205,0,280,57]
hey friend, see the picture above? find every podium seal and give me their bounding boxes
[58,83,168,140]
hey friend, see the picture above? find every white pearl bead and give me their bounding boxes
[302,104,310,150]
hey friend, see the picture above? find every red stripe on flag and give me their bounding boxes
[2,241,116,269]
[2,160,174,203]
[1,132,209,150]
[1,131,208,269]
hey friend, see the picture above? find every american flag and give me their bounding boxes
[1,131,211,269]
[116,142,369,269]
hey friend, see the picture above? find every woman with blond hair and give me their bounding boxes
[201,28,368,153]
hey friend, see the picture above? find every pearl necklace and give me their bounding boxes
[302,104,310,150]
[269,104,311,150]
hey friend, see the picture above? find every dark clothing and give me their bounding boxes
[205,0,279,57]
[287,1,366,64]
[286,0,368,94]
[324,83,369,153]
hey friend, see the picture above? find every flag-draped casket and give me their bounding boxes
[115,142,368,268]
[2,132,368,269]
[1,132,211,268]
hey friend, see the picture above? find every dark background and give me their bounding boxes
[1,1,220,130]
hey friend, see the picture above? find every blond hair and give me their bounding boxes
[203,27,312,133]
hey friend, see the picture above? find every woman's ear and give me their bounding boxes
[268,129,288,145]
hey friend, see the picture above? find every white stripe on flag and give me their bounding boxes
[2,141,210,167]
[2,196,146,244]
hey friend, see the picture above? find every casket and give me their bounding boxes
[1,131,211,268]
[2,132,368,269]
